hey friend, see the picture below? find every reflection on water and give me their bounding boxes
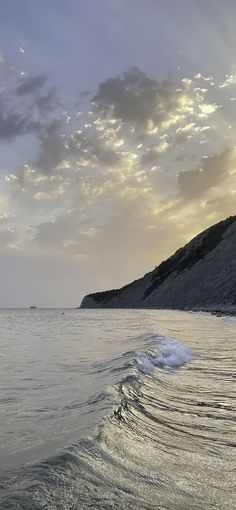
[0,309,235,509]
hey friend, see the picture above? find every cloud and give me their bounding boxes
[36,129,67,174]
[141,141,170,165]
[2,63,236,306]
[202,190,236,220]
[17,74,47,95]
[0,64,60,142]
[178,148,235,198]
[0,108,31,140]
[33,209,101,259]
[92,67,197,137]
[0,226,20,249]
[5,67,236,248]
[35,214,77,248]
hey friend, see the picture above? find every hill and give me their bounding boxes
[80,215,236,311]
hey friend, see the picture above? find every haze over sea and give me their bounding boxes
[0,309,235,509]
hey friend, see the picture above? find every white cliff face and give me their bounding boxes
[80,215,236,311]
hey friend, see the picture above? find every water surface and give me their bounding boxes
[0,309,235,509]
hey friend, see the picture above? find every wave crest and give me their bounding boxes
[136,337,194,374]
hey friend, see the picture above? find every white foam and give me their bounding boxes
[223,316,236,325]
[137,337,194,375]
[137,355,155,374]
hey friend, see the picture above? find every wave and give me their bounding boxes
[136,336,194,374]
[1,334,235,510]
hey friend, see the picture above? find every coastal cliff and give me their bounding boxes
[80,215,236,310]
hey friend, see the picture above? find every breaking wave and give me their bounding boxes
[1,332,235,510]
[136,336,194,374]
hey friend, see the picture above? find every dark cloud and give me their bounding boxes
[0,102,58,142]
[178,148,234,198]
[93,67,186,135]
[68,131,123,168]
[17,74,47,95]
[37,131,66,174]
[0,68,60,142]
[35,88,59,114]
[27,117,123,176]
[79,90,91,98]
[0,107,30,140]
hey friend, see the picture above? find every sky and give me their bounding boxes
[0,0,236,307]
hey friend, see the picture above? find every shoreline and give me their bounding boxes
[189,306,236,317]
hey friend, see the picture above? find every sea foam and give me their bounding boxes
[137,337,194,375]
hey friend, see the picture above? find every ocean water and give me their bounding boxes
[0,309,235,510]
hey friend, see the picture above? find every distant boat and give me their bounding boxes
[29,305,37,309]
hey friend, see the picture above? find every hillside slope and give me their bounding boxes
[80,215,236,310]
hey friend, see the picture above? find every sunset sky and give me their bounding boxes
[0,0,236,307]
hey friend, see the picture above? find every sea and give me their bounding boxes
[0,308,235,510]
